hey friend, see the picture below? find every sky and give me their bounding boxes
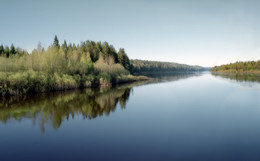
[0,0,260,67]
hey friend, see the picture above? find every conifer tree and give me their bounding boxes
[4,46,10,58]
[118,48,130,71]
[53,35,60,48]
[0,45,4,56]
[10,44,16,55]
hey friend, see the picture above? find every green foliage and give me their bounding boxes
[98,73,112,86]
[0,45,4,56]
[4,46,9,58]
[118,48,131,71]
[10,44,16,55]
[0,37,145,96]
[61,40,68,56]
[211,61,260,73]
[0,44,28,58]
[0,85,134,130]
[0,71,47,95]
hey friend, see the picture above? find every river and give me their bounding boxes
[1,72,260,161]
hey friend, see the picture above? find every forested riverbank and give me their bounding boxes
[0,36,149,96]
[0,36,207,96]
[211,61,260,73]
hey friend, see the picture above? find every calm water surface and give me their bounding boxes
[1,73,260,161]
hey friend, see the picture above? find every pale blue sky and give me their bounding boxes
[0,0,259,67]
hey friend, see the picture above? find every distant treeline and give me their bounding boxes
[131,59,207,74]
[0,44,28,57]
[211,61,260,73]
[0,36,147,96]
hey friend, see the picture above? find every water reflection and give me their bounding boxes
[142,72,203,82]
[1,73,260,161]
[0,73,199,133]
[212,72,260,83]
[0,84,136,132]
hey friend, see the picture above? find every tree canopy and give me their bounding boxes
[211,61,260,73]
[0,36,146,96]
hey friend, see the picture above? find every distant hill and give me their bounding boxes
[130,59,209,74]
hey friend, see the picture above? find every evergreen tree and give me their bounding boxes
[91,41,102,62]
[118,48,125,67]
[10,44,16,55]
[102,42,110,59]
[0,45,4,56]
[118,48,130,71]
[53,35,60,48]
[110,45,118,63]
[4,46,10,58]
[96,41,102,52]
[125,56,130,71]
[62,40,68,53]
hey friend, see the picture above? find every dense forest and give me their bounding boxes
[131,59,207,74]
[211,61,260,73]
[0,36,147,96]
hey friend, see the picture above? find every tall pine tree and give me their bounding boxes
[5,46,10,58]
[0,45,4,56]
[10,44,16,55]
[118,48,130,71]
[53,35,60,48]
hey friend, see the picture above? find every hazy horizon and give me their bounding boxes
[1,0,259,67]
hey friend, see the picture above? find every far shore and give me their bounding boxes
[211,71,260,74]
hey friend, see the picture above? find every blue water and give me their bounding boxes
[1,73,260,161]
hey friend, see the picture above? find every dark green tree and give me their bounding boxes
[118,48,125,66]
[92,41,102,62]
[118,48,130,71]
[110,45,118,63]
[102,42,110,59]
[62,40,68,52]
[4,46,10,58]
[53,35,60,48]
[0,45,4,56]
[10,44,16,55]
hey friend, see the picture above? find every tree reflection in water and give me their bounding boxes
[0,83,137,132]
[0,73,200,133]
[212,72,260,83]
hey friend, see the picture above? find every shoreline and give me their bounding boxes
[211,71,260,74]
[0,73,150,97]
